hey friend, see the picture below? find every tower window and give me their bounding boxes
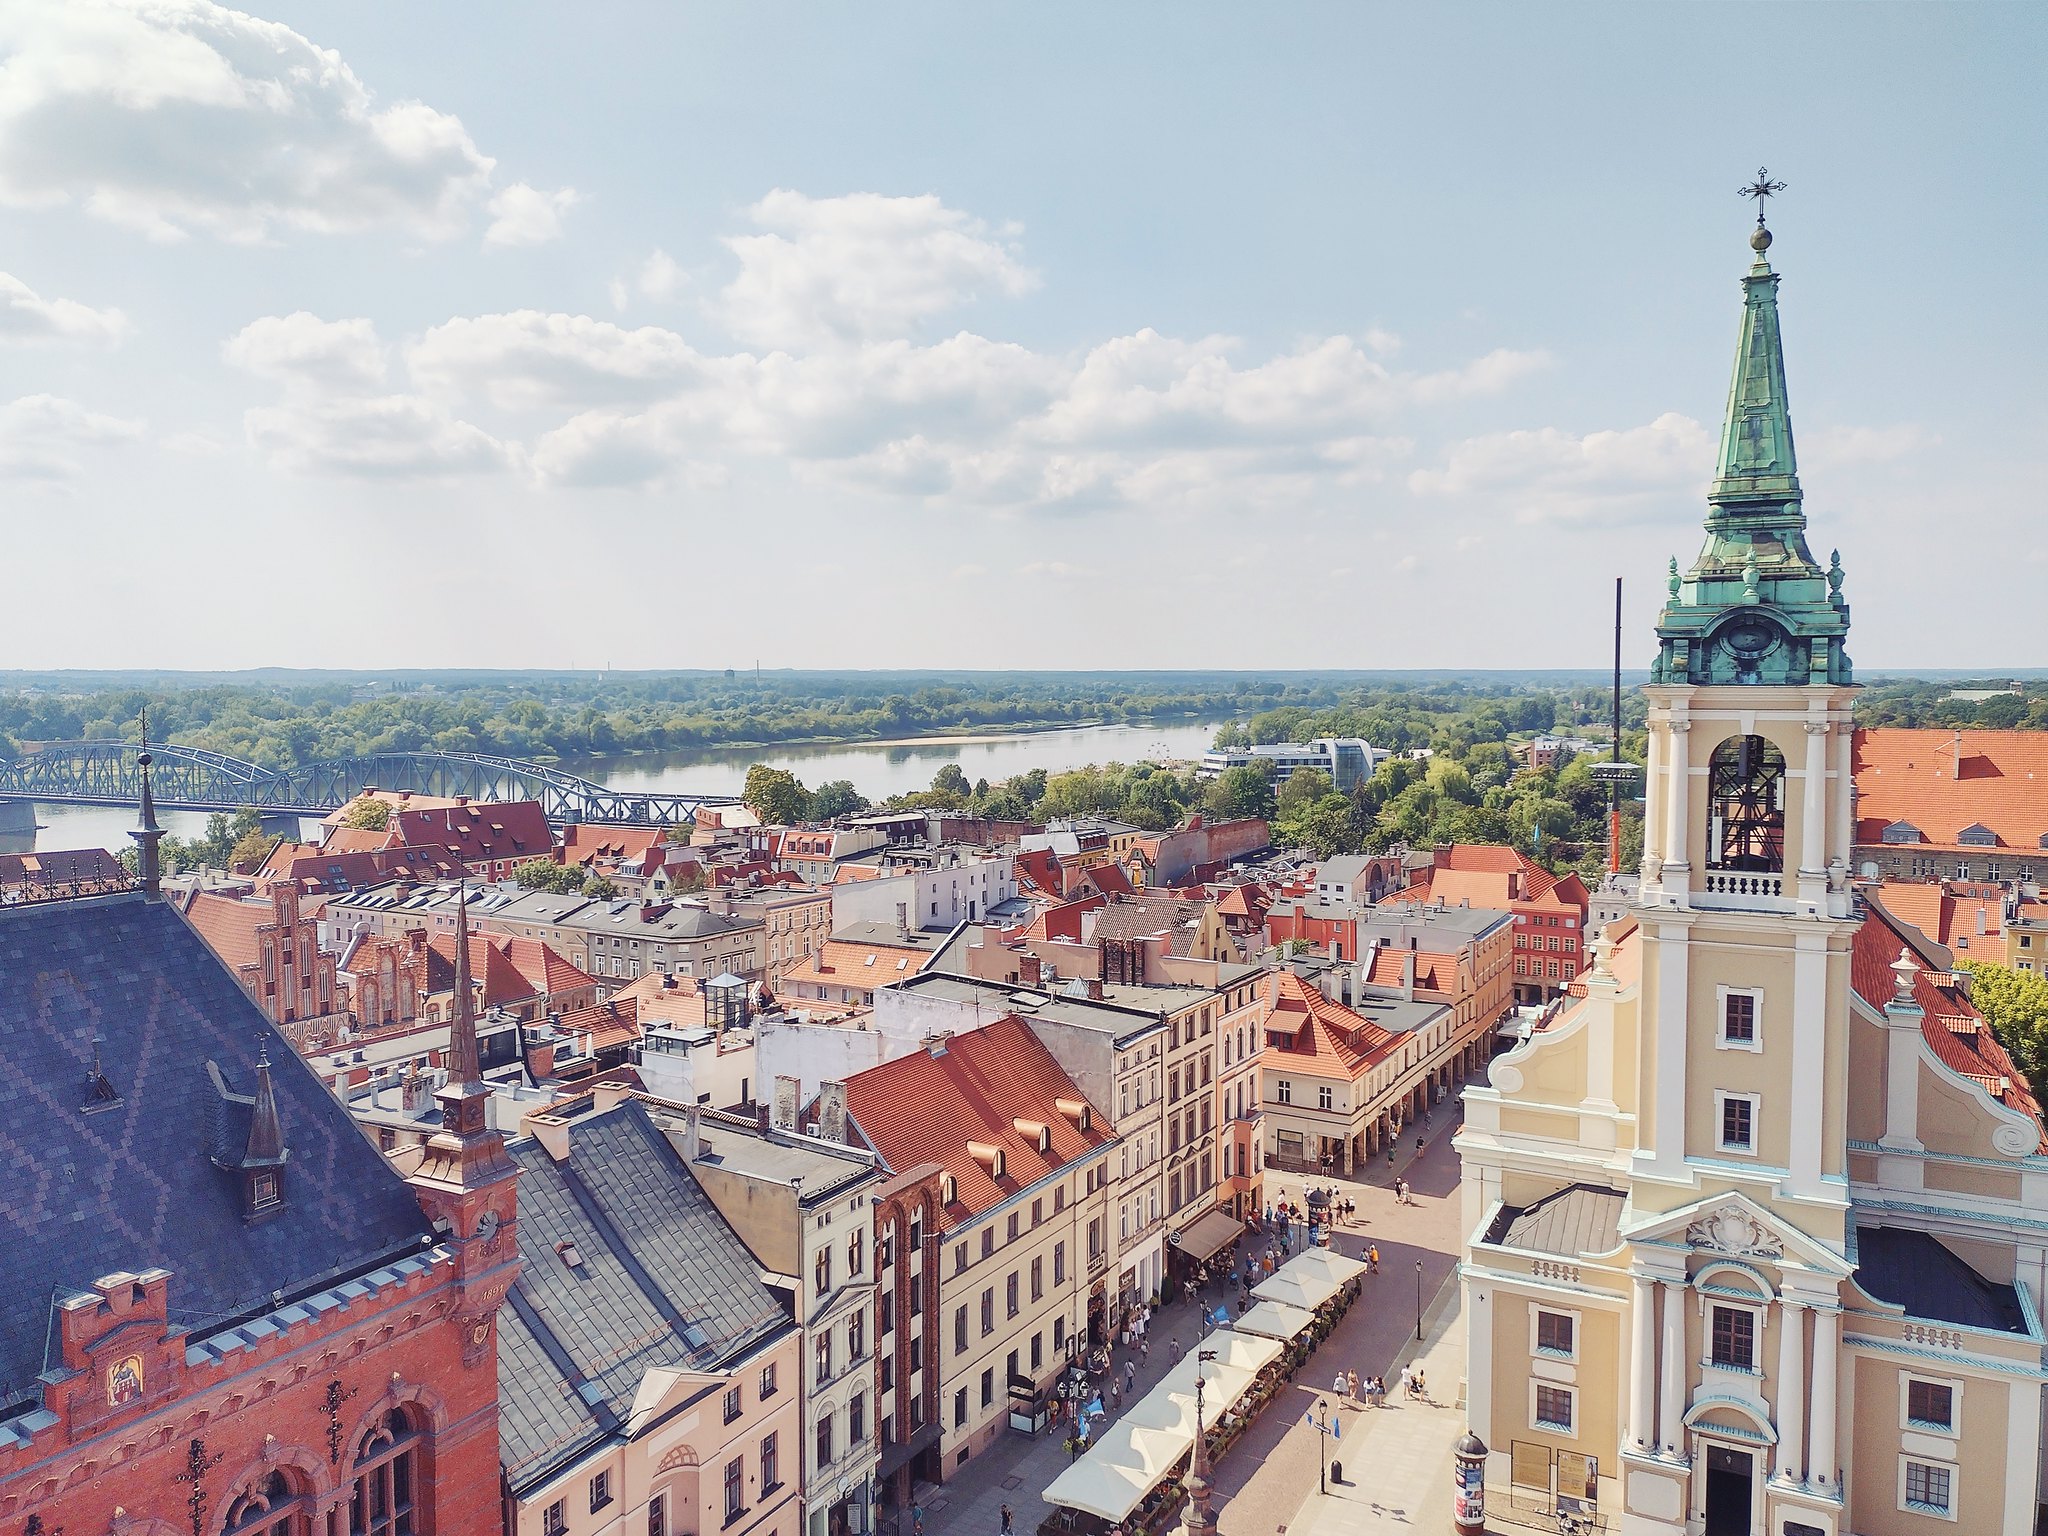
[1716,1092,1758,1153]
[1707,735,1787,872]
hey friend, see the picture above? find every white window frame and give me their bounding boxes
[1713,1090,1761,1156]
[1716,985,1764,1052]
[1703,1298,1764,1374]
[1898,1454,1958,1521]
[1530,1305,1580,1363]
[1900,1372,1963,1436]
[1529,1379,1577,1437]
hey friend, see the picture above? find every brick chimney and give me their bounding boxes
[1085,978,1104,1001]
[773,1074,801,1131]
[819,1081,848,1144]
[1020,953,1043,988]
[1433,843,1453,869]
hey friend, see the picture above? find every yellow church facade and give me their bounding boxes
[1456,214,2048,1536]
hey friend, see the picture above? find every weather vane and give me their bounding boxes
[1739,167,1787,225]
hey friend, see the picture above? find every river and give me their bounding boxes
[20,718,1231,853]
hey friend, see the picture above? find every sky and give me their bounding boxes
[1,2,2042,674]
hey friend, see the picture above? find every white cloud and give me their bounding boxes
[409,311,704,410]
[1394,554,1423,574]
[0,270,127,344]
[243,395,512,479]
[1801,422,1935,469]
[224,313,387,392]
[713,190,1039,349]
[1410,411,1711,525]
[638,249,687,302]
[1018,560,1093,579]
[0,0,494,242]
[484,182,579,248]
[160,429,228,455]
[0,392,143,479]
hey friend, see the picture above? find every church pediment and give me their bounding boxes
[1620,1190,1851,1276]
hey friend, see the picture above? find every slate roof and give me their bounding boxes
[1482,1184,1626,1257]
[497,1100,792,1492]
[1853,1225,2029,1334]
[0,894,435,1409]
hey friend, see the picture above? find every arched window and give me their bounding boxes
[349,1408,423,1536]
[226,1471,306,1536]
[1707,736,1786,873]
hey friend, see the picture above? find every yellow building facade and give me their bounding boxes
[1457,216,2048,1536]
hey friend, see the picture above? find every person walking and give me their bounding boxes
[1002,1505,1015,1536]
[1333,1366,1349,1399]
[1347,1368,1360,1401]
[1125,1359,1136,1391]
[1170,1337,1183,1365]
[1368,1243,1379,1274]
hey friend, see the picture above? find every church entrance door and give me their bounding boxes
[1703,1443,1753,1536]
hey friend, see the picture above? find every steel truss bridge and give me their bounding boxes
[0,741,738,826]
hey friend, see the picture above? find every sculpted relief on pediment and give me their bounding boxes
[1683,1205,1784,1259]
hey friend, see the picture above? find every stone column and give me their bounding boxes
[1630,1273,1657,1453]
[1663,720,1692,885]
[1772,1299,1806,1483]
[1800,719,1829,882]
[1808,1307,1839,1492]
[1659,1278,1687,1458]
[1831,722,1853,872]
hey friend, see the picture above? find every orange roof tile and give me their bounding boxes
[841,1017,1114,1224]
[1854,728,2048,851]
[1856,896,2045,1146]
[1262,971,1398,1077]
[183,891,269,975]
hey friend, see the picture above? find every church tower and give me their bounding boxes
[1457,190,2048,1536]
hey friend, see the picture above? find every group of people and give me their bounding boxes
[1330,1364,1428,1410]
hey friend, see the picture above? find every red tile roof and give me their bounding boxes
[393,800,552,865]
[1854,728,2048,851]
[1875,880,2005,956]
[842,1016,1114,1226]
[554,997,642,1055]
[562,824,666,867]
[183,891,270,975]
[1361,945,1455,992]
[1856,896,2045,1147]
[425,931,592,1008]
[1262,971,1397,1077]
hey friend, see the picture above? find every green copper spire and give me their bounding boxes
[1652,184,1852,688]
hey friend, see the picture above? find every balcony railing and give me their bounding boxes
[1702,870,1783,899]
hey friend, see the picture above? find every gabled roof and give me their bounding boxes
[0,895,435,1406]
[1261,971,1396,1078]
[1853,728,2048,850]
[497,1101,792,1491]
[841,1016,1113,1226]
[1853,1225,2028,1334]
[182,889,273,975]
[1360,945,1455,993]
[393,800,552,863]
[1873,880,2003,956]
[1482,1184,1625,1258]
[1091,897,1217,956]
[426,931,594,1009]
[561,824,667,868]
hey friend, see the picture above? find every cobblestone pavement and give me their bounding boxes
[904,1106,1471,1536]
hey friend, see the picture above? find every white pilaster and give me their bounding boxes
[1787,931,1828,1198]
[1641,718,1665,875]
[1770,1299,1805,1484]
[1658,1278,1687,1459]
[1807,1307,1839,1493]
[1466,1280,1493,1447]
[1663,719,1692,887]
[1650,924,1690,1177]
[1830,721,1853,870]
[2004,1373,2040,1534]
[1629,1272,1657,1453]
[1798,718,1828,907]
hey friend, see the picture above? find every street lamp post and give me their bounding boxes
[1304,1398,1341,1494]
[1415,1259,1424,1341]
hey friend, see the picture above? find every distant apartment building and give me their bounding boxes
[1395,844,1591,1004]
[1198,737,1388,792]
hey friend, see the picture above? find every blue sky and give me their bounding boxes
[2,2,2041,672]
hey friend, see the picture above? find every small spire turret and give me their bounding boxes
[130,708,164,900]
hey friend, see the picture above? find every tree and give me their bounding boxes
[742,764,811,825]
[515,858,584,893]
[1275,768,1334,820]
[1958,960,2048,1090]
[581,871,620,899]
[930,764,972,804]
[1205,764,1276,822]
[810,780,869,821]
[228,828,281,873]
[671,862,709,894]
[663,820,698,845]
[338,795,392,830]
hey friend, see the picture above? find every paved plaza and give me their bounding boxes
[906,1106,1473,1536]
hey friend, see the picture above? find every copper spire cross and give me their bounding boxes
[1740,167,1787,225]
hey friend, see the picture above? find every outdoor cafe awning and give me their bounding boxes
[1251,1248,1364,1311]
[1170,1207,1245,1264]
[1228,1298,1315,1342]
[1046,1328,1283,1519]
[1042,1421,1191,1522]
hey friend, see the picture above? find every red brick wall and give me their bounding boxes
[2,1259,503,1536]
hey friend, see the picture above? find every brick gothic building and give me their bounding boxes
[871,1165,945,1514]
[0,775,518,1536]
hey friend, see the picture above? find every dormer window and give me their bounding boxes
[251,1171,281,1211]
[1707,735,1786,872]
[1881,821,1924,845]
[1957,824,1998,848]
